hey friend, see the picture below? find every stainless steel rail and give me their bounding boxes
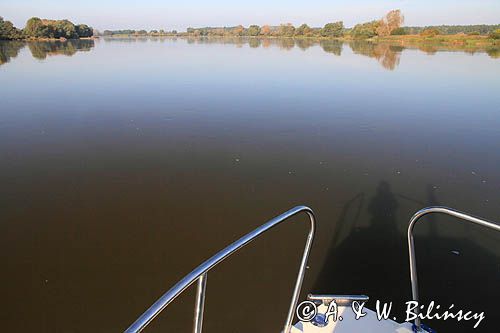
[124,205,316,333]
[307,294,369,306]
[407,206,500,331]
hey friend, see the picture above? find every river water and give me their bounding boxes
[0,37,499,332]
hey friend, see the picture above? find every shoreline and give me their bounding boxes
[101,34,499,46]
[3,34,498,49]
[1,36,99,42]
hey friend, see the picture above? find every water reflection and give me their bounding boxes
[0,41,24,65]
[28,39,95,60]
[487,48,500,58]
[295,38,315,51]
[0,39,95,66]
[0,37,498,70]
[320,40,343,56]
[349,41,401,70]
[1,33,499,333]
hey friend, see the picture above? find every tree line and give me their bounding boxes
[101,29,178,36]
[3,11,499,41]
[395,24,500,36]
[180,11,498,38]
[186,21,345,38]
[0,16,93,40]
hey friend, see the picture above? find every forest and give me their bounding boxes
[0,17,93,40]
[2,11,500,41]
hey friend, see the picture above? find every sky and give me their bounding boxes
[1,0,499,31]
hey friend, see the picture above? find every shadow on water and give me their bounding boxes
[313,181,500,332]
[313,181,407,312]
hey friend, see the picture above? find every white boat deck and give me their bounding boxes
[292,305,415,333]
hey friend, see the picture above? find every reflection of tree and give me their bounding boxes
[261,38,271,48]
[248,38,261,48]
[320,40,343,56]
[277,38,295,50]
[487,47,500,58]
[28,39,95,60]
[349,40,401,70]
[417,44,438,55]
[295,38,315,51]
[0,41,25,66]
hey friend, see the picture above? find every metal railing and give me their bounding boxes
[124,205,316,333]
[407,206,500,331]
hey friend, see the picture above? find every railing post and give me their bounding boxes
[193,273,207,333]
[407,206,500,332]
[283,210,316,333]
[124,206,315,333]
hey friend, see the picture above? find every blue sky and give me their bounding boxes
[1,0,499,31]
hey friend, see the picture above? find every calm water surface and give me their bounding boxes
[1,37,499,332]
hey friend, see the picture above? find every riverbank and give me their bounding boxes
[20,36,98,42]
[100,33,499,48]
[373,34,499,47]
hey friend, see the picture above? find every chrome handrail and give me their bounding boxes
[407,206,500,331]
[124,205,316,333]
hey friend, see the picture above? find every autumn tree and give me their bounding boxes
[376,10,404,37]
[230,25,244,36]
[260,25,271,36]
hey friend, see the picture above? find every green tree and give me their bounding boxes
[321,21,344,37]
[24,17,46,37]
[489,29,500,39]
[279,23,295,37]
[247,25,261,36]
[391,27,407,35]
[54,20,78,39]
[420,28,440,37]
[76,24,93,38]
[295,23,312,36]
[0,17,22,40]
[351,21,380,39]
